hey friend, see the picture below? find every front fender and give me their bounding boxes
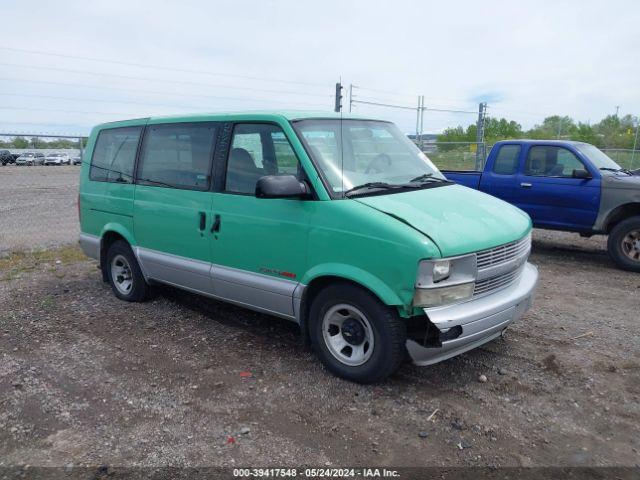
[300,263,407,308]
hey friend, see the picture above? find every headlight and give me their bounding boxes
[431,260,450,283]
[414,254,477,308]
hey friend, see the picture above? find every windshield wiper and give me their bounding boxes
[344,182,399,197]
[409,173,451,184]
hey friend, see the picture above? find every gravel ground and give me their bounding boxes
[0,165,79,253]
[0,230,639,468]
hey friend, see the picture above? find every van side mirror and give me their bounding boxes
[572,169,591,179]
[255,175,310,199]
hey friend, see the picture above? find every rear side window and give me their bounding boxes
[90,127,142,183]
[492,145,521,175]
[137,123,217,190]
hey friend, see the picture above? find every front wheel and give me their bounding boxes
[308,283,406,383]
[608,216,640,272]
[105,240,152,301]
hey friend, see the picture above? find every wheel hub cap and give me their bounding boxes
[321,304,374,367]
[341,318,365,345]
[622,229,640,261]
[111,255,133,295]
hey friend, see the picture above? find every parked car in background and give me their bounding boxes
[15,152,45,165]
[79,112,538,383]
[443,140,640,272]
[44,153,71,165]
[0,150,14,165]
[72,155,82,165]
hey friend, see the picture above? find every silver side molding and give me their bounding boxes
[136,247,215,295]
[133,246,304,322]
[79,233,100,260]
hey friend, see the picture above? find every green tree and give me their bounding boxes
[12,136,29,149]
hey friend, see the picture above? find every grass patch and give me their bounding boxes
[0,245,88,281]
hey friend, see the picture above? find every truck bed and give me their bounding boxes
[442,170,482,189]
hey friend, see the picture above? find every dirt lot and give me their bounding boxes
[0,165,79,253]
[0,230,639,469]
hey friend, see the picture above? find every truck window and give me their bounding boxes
[225,124,302,194]
[492,145,521,175]
[90,126,142,183]
[137,123,217,190]
[525,146,584,178]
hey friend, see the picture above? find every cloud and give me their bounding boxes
[0,0,638,136]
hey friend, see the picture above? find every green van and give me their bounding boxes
[79,112,538,383]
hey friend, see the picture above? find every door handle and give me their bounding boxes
[211,214,221,233]
[198,212,206,230]
[520,182,532,188]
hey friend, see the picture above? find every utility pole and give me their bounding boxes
[632,116,639,168]
[615,105,620,117]
[475,102,487,170]
[415,96,421,145]
[334,82,343,113]
[348,84,353,113]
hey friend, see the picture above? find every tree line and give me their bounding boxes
[0,136,86,149]
[437,114,639,149]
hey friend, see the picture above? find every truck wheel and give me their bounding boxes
[308,283,406,383]
[106,240,151,302]
[608,216,640,272]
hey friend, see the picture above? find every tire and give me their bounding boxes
[608,216,640,272]
[308,282,406,383]
[105,240,152,302]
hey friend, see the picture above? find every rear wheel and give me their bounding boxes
[308,283,406,383]
[608,216,640,272]
[105,240,151,301]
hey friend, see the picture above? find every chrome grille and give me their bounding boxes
[472,233,531,297]
[474,267,521,296]
[476,233,531,270]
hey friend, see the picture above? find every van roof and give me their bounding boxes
[94,110,383,130]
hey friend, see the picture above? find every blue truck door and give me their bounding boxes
[514,144,601,231]
[480,143,522,203]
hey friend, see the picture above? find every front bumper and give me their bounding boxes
[406,262,538,366]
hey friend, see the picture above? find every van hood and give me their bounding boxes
[354,184,531,257]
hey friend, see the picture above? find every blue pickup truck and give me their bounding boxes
[443,140,640,271]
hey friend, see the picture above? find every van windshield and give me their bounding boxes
[293,119,446,198]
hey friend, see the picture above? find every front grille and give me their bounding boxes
[472,233,531,297]
[476,234,531,270]
[474,267,521,296]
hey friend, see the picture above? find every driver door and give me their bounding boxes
[514,144,601,230]
[209,122,311,319]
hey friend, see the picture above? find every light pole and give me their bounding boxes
[632,116,639,168]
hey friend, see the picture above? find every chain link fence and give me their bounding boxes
[1,136,638,255]
[0,164,80,254]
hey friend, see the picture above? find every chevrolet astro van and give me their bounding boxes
[79,112,538,383]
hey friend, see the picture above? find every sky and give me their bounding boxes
[1,0,638,137]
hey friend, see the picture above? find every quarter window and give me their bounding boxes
[492,145,521,175]
[90,127,142,183]
[137,123,217,190]
[225,124,302,194]
[525,146,584,177]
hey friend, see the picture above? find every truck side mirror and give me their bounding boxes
[572,169,591,179]
[255,175,310,199]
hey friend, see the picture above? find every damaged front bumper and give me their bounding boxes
[406,262,538,366]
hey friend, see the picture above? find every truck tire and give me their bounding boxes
[607,216,640,272]
[308,282,406,383]
[105,240,152,302]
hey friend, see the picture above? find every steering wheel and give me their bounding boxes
[365,153,392,174]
